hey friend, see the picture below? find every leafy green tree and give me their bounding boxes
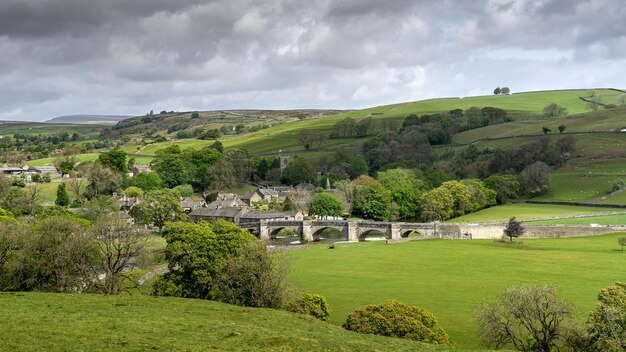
[285,293,331,321]
[351,176,391,221]
[377,168,426,220]
[587,282,626,351]
[309,193,344,217]
[130,189,186,233]
[55,183,70,207]
[343,300,450,345]
[152,220,255,299]
[128,172,162,192]
[173,184,193,198]
[483,175,521,204]
[558,125,566,133]
[213,241,290,309]
[191,112,200,119]
[494,87,501,95]
[97,150,128,174]
[124,186,144,198]
[476,285,574,352]
[440,181,472,217]
[282,158,316,185]
[419,187,454,221]
[542,126,551,134]
[183,147,223,191]
[500,87,510,95]
[0,208,14,222]
[282,197,295,211]
[256,159,270,179]
[151,146,189,188]
[461,179,496,212]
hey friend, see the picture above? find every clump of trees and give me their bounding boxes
[543,103,568,117]
[343,300,450,345]
[309,193,343,217]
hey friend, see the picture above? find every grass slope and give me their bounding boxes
[0,292,441,352]
[528,214,626,225]
[446,203,616,223]
[289,234,626,349]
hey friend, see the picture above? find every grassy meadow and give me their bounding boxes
[288,233,626,349]
[0,292,440,352]
[446,203,617,223]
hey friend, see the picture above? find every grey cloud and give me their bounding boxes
[0,0,625,121]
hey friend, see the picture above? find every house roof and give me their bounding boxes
[240,191,261,201]
[190,206,244,218]
[258,188,279,196]
[239,211,300,220]
[181,197,203,209]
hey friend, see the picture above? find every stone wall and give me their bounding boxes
[439,223,626,240]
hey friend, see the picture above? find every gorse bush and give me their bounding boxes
[285,293,330,321]
[343,300,450,345]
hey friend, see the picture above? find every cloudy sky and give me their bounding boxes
[1,0,625,121]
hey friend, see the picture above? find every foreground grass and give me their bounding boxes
[0,292,442,352]
[447,203,616,222]
[289,234,626,349]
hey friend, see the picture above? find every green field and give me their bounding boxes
[289,234,626,349]
[0,292,439,352]
[447,203,617,223]
[528,214,626,225]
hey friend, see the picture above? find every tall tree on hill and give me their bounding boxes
[282,158,316,185]
[493,87,501,95]
[97,150,128,174]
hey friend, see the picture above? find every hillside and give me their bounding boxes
[0,292,442,352]
[46,114,132,125]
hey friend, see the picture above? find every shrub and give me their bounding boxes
[285,293,330,321]
[343,300,450,345]
[587,282,626,351]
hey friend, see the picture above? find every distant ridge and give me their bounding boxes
[45,114,133,125]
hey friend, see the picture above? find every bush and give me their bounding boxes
[343,300,450,345]
[285,293,330,321]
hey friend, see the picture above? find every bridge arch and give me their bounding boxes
[400,230,424,238]
[311,226,348,242]
[358,229,389,241]
[267,225,301,239]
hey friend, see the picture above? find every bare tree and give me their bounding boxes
[476,285,574,351]
[26,184,42,215]
[90,214,148,294]
[289,188,313,212]
[67,175,86,205]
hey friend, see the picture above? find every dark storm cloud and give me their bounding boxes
[1,0,625,121]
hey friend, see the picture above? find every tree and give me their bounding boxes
[191,112,200,119]
[152,220,256,299]
[503,217,525,242]
[558,125,566,133]
[440,181,473,217]
[151,146,188,188]
[212,241,290,308]
[543,103,568,117]
[124,186,144,198]
[619,237,626,251]
[483,175,521,204]
[53,145,81,174]
[500,87,510,95]
[129,189,186,233]
[587,282,626,351]
[343,300,450,345]
[309,193,344,217]
[90,213,148,294]
[282,158,316,185]
[586,93,603,111]
[173,184,193,198]
[84,162,122,199]
[494,87,502,95]
[55,183,70,207]
[476,285,574,352]
[128,172,162,192]
[377,168,426,220]
[419,187,454,221]
[520,161,551,195]
[290,188,313,212]
[67,175,86,205]
[542,126,551,134]
[206,158,235,192]
[351,176,391,221]
[97,150,128,174]
[285,293,331,321]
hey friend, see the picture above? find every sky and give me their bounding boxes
[1,0,625,121]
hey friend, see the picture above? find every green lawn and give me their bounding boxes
[528,214,626,225]
[0,292,441,352]
[447,203,617,223]
[289,234,626,349]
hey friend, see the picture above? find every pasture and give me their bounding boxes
[288,233,626,349]
[0,292,438,352]
[446,203,616,222]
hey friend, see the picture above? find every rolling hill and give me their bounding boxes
[45,114,133,125]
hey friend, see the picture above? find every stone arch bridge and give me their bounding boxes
[242,220,442,242]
